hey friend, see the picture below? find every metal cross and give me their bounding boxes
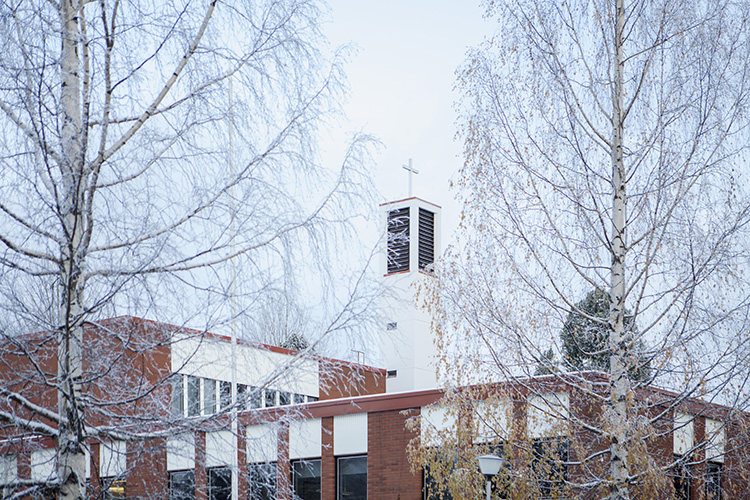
[402,158,419,197]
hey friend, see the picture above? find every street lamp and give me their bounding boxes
[477,454,505,500]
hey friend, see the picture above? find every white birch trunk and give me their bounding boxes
[609,0,630,498]
[57,0,88,498]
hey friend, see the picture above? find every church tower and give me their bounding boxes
[379,197,442,393]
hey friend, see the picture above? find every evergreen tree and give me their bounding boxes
[560,289,650,382]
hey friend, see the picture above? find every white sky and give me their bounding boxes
[322,1,494,245]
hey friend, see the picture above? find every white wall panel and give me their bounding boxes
[705,418,725,463]
[206,431,235,468]
[673,411,694,455]
[473,399,511,442]
[289,418,321,460]
[31,449,55,481]
[246,425,277,463]
[0,455,16,484]
[171,334,319,397]
[420,405,457,446]
[100,441,127,477]
[167,434,196,471]
[527,392,569,438]
[334,413,367,455]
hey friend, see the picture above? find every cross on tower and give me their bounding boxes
[402,158,419,197]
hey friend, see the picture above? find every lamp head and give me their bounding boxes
[477,454,505,478]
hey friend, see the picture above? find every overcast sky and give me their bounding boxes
[322,1,494,245]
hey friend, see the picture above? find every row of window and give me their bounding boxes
[171,374,318,417]
[165,456,366,500]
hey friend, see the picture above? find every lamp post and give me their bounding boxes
[477,454,505,500]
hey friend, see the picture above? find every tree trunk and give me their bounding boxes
[57,0,88,498]
[609,0,630,498]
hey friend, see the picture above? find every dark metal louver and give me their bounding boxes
[387,207,410,273]
[418,208,435,270]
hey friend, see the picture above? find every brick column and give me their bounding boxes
[195,431,207,500]
[321,417,335,500]
[277,423,291,500]
[238,426,248,500]
[368,409,421,500]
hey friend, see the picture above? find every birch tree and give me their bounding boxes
[0,0,375,498]
[419,0,750,498]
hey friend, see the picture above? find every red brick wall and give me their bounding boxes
[368,408,422,500]
[321,417,335,500]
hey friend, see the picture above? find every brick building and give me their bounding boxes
[0,197,748,499]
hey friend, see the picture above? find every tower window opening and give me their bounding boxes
[387,207,410,273]
[418,208,435,270]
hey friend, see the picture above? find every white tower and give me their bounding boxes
[379,197,442,393]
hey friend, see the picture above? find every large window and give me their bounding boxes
[706,462,721,500]
[532,438,568,499]
[248,462,276,500]
[204,379,217,415]
[187,376,201,417]
[292,459,321,500]
[209,467,232,500]
[220,381,232,411]
[172,374,184,416]
[672,458,690,500]
[170,470,195,500]
[102,477,126,499]
[337,456,366,500]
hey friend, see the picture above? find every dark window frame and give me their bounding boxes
[169,469,196,500]
[208,466,232,500]
[337,455,367,500]
[706,461,721,500]
[248,462,277,500]
[532,438,568,499]
[292,458,322,500]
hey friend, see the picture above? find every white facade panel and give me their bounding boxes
[420,405,457,446]
[31,448,56,481]
[333,413,368,455]
[705,418,725,463]
[246,424,278,463]
[673,411,694,455]
[170,334,319,398]
[0,455,16,484]
[100,440,127,477]
[289,418,321,460]
[527,392,570,438]
[206,431,235,468]
[167,434,196,471]
[474,399,511,442]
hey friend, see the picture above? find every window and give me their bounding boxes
[422,465,452,500]
[532,438,568,499]
[418,208,435,270]
[292,459,321,500]
[102,477,126,499]
[308,396,318,403]
[387,207,410,273]
[672,457,690,500]
[248,462,276,500]
[220,381,232,410]
[337,456,366,500]
[187,376,201,417]
[293,394,306,405]
[170,470,195,500]
[209,467,232,500]
[249,387,262,409]
[204,379,217,415]
[172,374,185,416]
[279,391,291,406]
[238,384,248,410]
[706,462,721,500]
[264,389,277,408]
